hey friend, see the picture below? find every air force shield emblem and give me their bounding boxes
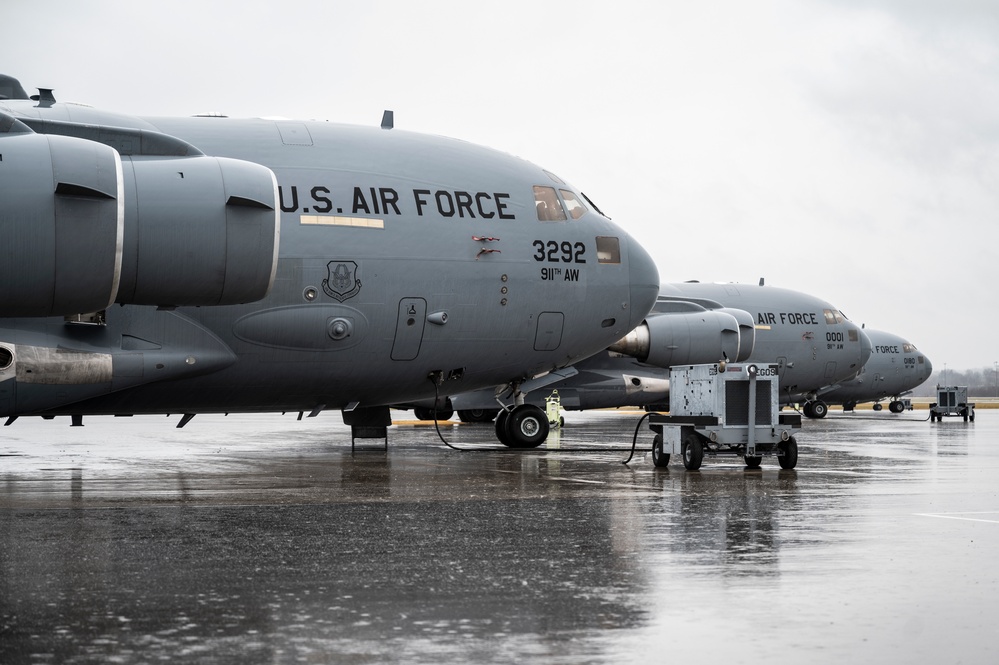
[322,260,362,302]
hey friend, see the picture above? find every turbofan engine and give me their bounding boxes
[0,114,279,317]
[609,306,755,368]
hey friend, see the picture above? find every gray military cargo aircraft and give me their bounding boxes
[0,74,660,447]
[816,329,932,414]
[446,281,872,421]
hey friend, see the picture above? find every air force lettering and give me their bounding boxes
[322,260,361,302]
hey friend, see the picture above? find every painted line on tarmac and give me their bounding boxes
[915,511,999,524]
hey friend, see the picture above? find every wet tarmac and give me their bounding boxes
[1,409,997,664]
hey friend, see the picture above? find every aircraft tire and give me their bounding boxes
[810,401,828,418]
[415,406,453,421]
[494,409,513,446]
[504,404,549,448]
[744,455,762,469]
[651,434,670,468]
[458,408,498,423]
[681,433,703,471]
[802,402,814,418]
[889,401,904,414]
[873,403,883,412]
[778,436,798,470]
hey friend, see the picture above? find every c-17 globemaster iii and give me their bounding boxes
[0,74,660,448]
[816,329,932,414]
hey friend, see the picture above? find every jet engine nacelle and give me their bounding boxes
[0,121,279,317]
[116,154,280,307]
[0,131,123,316]
[609,309,745,368]
[717,307,756,362]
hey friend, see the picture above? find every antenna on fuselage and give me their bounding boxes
[381,110,394,130]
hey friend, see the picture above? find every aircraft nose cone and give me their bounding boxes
[923,354,933,377]
[857,327,873,366]
[628,239,660,329]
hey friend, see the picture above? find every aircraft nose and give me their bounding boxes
[923,354,933,377]
[627,239,660,328]
[857,327,873,366]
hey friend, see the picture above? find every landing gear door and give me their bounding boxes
[392,298,427,361]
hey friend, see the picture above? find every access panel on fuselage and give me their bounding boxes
[392,298,427,361]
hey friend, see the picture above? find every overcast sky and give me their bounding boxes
[5,0,997,371]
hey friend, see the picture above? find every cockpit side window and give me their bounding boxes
[534,186,567,222]
[824,309,845,324]
[596,236,621,264]
[559,190,588,220]
[903,343,917,353]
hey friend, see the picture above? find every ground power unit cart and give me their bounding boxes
[649,363,802,470]
[929,386,975,422]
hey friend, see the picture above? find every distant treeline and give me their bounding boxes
[909,366,999,397]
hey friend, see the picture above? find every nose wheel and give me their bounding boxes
[803,400,828,419]
[495,404,549,448]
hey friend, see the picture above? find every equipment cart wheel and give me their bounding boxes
[744,455,762,469]
[651,434,670,468]
[681,433,703,470]
[778,436,798,470]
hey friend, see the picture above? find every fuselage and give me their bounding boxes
[0,93,659,417]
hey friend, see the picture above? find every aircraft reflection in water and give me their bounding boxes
[819,329,932,413]
[450,281,881,421]
[645,469,802,575]
[0,74,660,447]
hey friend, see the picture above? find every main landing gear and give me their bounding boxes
[457,408,499,423]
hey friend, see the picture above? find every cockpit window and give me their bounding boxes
[903,343,917,353]
[596,236,621,264]
[559,190,588,220]
[534,186,567,222]
[823,309,846,324]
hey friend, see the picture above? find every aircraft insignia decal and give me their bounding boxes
[323,260,362,302]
